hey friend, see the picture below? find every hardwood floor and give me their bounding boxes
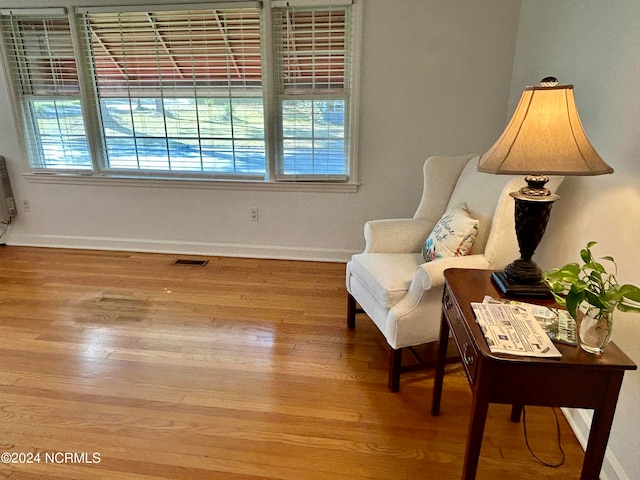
[0,246,586,479]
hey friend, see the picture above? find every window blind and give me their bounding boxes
[84,8,263,96]
[273,5,349,94]
[0,10,92,170]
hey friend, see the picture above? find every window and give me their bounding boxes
[0,1,358,185]
[0,12,91,170]
[86,7,265,177]
[272,2,351,181]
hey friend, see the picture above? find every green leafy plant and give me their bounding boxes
[542,241,640,321]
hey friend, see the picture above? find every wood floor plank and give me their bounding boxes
[0,246,586,479]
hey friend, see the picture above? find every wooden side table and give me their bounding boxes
[432,268,637,480]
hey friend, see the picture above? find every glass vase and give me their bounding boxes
[579,307,613,355]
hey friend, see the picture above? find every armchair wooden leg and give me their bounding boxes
[347,293,357,329]
[388,348,403,392]
[510,404,523,422]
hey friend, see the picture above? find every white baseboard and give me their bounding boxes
[561,408,630,480]
[6,233,353,263]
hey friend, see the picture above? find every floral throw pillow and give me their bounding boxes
[422,204,479,263]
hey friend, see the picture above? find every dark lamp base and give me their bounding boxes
[491,271,553,298]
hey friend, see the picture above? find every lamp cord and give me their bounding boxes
[522,406,566,467]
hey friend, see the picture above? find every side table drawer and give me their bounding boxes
[443,286,478,384]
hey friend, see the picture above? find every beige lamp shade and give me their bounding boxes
[478,84,614,176]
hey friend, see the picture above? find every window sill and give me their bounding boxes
[23,173,359,193]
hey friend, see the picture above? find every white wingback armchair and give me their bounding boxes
[346,154,563,391]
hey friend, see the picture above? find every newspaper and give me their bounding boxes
[471,302,563,358]
[481,296,577,346]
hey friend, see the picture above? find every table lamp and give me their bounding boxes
[478,77,613,297]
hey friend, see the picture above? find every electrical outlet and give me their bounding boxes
[23,200,30,212]
[249,207,259,222]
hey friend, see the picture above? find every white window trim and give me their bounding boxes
[2,0,362,191]
[22,171,358,192]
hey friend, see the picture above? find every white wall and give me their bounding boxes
[512,2,640,479]
[0,0,521,261]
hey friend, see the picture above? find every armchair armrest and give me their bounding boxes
[364,218,434,254]
[392,254,491,325]
[415,254,491,291]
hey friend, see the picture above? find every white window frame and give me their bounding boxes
[0,0,361,192]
